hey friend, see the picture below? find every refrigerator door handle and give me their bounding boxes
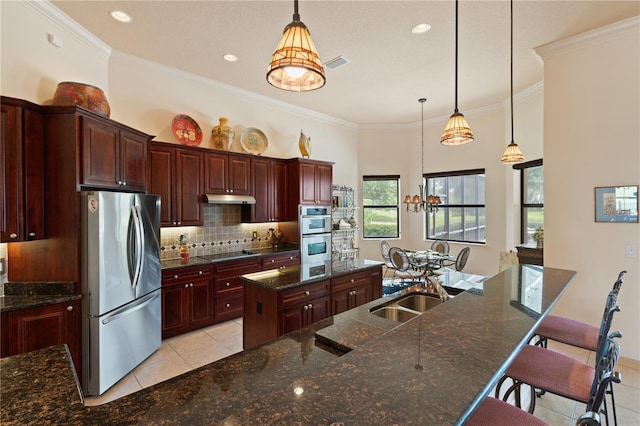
[127,205,144,289]
[101,291,159,325]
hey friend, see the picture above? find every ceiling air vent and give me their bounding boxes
[324,55,350,70]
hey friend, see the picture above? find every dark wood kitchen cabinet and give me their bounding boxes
[161,265,214,338]
[1,300,81,379]
[241,157,288,223]
[288,158,333,214]
[261,251,300,270]
[44,106,152,192]
[214,257,262,322]
[243,279,330,349]
[204,151,251,196]
[331,270,372,315]
[0,97,44,242]
[149,142,203,227]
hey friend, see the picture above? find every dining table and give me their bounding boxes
[405,249,455,274]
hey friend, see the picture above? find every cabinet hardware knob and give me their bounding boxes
[177,221,182,225]
[174,275,179,279]
[9,233,18,239]
[270,260,275,263]
[28,232,36,237]
[173,221,177,225]
[305,291,310,296]
[229,189,233,193]
[117,180,122,185]
[303,305,309,311]
[67,306,73,311]
[308,303,313,309]
[226,282,230,287]
[190,283,193,287]
[226,303,231,308]
[350,279,355,283]
[185,284,189,288]
[122,181,127,186]
[199,271,203,275]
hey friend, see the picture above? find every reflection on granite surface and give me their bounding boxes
[0,265,576,425]
[0,282,80,312]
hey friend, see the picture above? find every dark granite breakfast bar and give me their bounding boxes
[0,264,575,425]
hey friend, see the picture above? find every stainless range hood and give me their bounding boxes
[203,194,256,205]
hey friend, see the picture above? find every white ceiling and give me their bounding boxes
[51,0,639,125]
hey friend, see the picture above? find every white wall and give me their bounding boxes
[537,17,640,359]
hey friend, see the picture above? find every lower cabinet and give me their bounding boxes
[278,280,331,335]
[161,265,214,339]
[213,257,262,322]
[261,252,300,270]
[1,300,81,380]
[331,270,372,315]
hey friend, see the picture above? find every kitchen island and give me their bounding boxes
[0,265,575,425]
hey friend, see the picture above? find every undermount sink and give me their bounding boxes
[396,294,443,313]
[370,306,419,322]
[370,292,447,322]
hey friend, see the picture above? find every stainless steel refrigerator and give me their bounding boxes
[81,191,162,396]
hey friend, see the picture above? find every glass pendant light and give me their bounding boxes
[266,0,326,92]
[501,0,525,164]
[441,0,474,145]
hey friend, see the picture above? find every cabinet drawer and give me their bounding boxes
[215,276,244,294]
[216,293,243,318]
[279,280,330,308]
[214,258,261,278]
[162,265,212,284]
[262,252,300,270]
[332,271,369,293]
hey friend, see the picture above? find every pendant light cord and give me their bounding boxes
[510,0,514,142]
[420,98,426,186]
[293,0,300,22]
[454,0,459,113]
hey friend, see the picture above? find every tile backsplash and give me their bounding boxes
[160,204,292,260]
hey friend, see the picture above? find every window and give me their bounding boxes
[362,175,400,239]
[514,159,543,244]
[425,169,486,243]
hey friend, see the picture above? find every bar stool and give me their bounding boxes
[466,397,549,425]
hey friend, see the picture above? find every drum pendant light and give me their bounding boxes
[501,0,525,164]
[266,0,326,92]
[441,0,474,145]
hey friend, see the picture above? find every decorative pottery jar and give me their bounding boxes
[211,117,235,150]
[52,81,111,117]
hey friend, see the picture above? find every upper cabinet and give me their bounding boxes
[241,157,288,223]
[204,152,251,196]
[288,158,333,209]
[44,106,153,193]
[148,142,203,227]
[1,97,44,242]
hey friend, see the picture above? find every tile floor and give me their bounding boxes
[85,318,640,426]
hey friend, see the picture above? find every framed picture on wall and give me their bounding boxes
[594,185,638,223]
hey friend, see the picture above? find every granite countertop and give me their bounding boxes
[0,265,576,425]
[161,246,300,270]
[0,282,80,313]
[241,258,384,291]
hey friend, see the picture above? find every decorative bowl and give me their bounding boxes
[52,81,111,117]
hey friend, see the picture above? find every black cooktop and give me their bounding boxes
[198,250,259,262]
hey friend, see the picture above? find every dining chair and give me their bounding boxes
[379,240,396,279]
[388,247,425,285]
[430,240,450,254]
[454,246,470,271]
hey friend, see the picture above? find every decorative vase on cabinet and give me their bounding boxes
[211,117,235,151]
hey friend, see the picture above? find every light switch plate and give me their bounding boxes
[252,231,258,240]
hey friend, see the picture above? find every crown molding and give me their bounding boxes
[26,0,111,60]
[110,50,358,130]
[535,16,639,60]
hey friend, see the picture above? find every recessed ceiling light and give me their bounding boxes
[223,54,239,62]
[109,10,132,23]
[411,23,431,34]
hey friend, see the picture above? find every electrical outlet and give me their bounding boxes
[626,245,637,258]
[252,231,258,240]
[0,258,5,274]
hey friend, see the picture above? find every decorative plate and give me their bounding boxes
[171,114,203,146]
[240,127,268,155]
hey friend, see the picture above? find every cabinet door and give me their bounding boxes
[299,162,318,205]
[23,108,44,240]
[175,149,203,225]
[204,152,228,194]
[149,146,175,226]
[351,283,371,309]
[161,282,190,337]
[1,103,21,242]
[370,267,383,301]
[307,295,331,325]
[279,305,304,335]
[119,131,147,192]
[228,156,251,195]
[271,159,288,221]
[331,288,351,315]
[250,158,270,223]
[189,278,215,327]
[316,163,333,205]
[3,301,81,365]
[81,117,120,188]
